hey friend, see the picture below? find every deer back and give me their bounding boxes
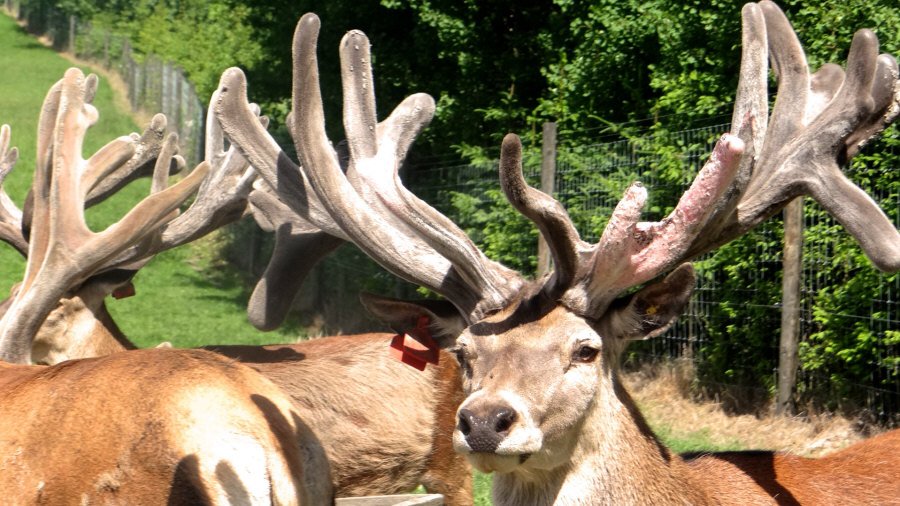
[683,429,900,505]
[0,347,331,504]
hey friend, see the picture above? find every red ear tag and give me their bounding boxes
[112,282,136,299]
[389,316,440,371]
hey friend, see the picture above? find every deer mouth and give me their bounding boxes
[465,452,522,474]
[463,451,534,474]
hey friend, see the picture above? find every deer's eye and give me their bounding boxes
[452,346,474,376]
[573,345,599,363]
[452,347,466,365]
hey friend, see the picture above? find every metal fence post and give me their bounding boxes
[67,14,75,53]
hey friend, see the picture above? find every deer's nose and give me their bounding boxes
[458,405,517,453]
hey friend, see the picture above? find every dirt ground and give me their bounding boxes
[624,362,873,457]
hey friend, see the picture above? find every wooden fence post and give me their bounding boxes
[67,14,75,53]
[777,197,803,415]
[537,122,557,277]
[103,31,110,68]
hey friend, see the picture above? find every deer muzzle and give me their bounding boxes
[457,405,517,453]
[453,392,544,474]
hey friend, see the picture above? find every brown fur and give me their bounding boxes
[30,288,136,365]
[17,286,472,504]
[0,347,332,504]
[207,334,472,504]
[683,429,900,505]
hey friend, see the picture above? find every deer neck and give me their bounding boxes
[493,367,711,506]
[94,301,138,353]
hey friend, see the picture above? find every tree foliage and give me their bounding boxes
[34,0,898,151]
[21,0,264,98]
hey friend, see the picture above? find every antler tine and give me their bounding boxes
[28,77,65,275]
[731,2,769,147]
[572,135,744,315]
[499,133,587,294]
[725,1,900,270]
[150,98,262,250]
[672,1,769,256]
[0,68,208,363]
[83,114,177,207]
[291,13,520,319]
[213,67,347,238]
[335,28,523,314]
[246,180,344,331]
[77,75,181,207]
[845,53,899,158]
[756,0,808,151]
[111,131,184,260]
[0,124,25,256]
[339,31,378,163]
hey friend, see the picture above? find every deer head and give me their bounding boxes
[214,3,899,501]
[0,68,265,364]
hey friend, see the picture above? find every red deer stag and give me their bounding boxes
[0,65,470,504]
[0,68,332,504]
[214,2,900,505]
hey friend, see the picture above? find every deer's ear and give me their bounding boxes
[76,269,138,303]
[603,263,696,341]
[359,292,466,348]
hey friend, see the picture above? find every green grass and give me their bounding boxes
[0,15,129,204]
[0,11,303,347]
[474,471,493,505]
[106,235,306,348]
[653,424,745,454]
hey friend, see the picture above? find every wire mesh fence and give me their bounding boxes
[115,48,204,166]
